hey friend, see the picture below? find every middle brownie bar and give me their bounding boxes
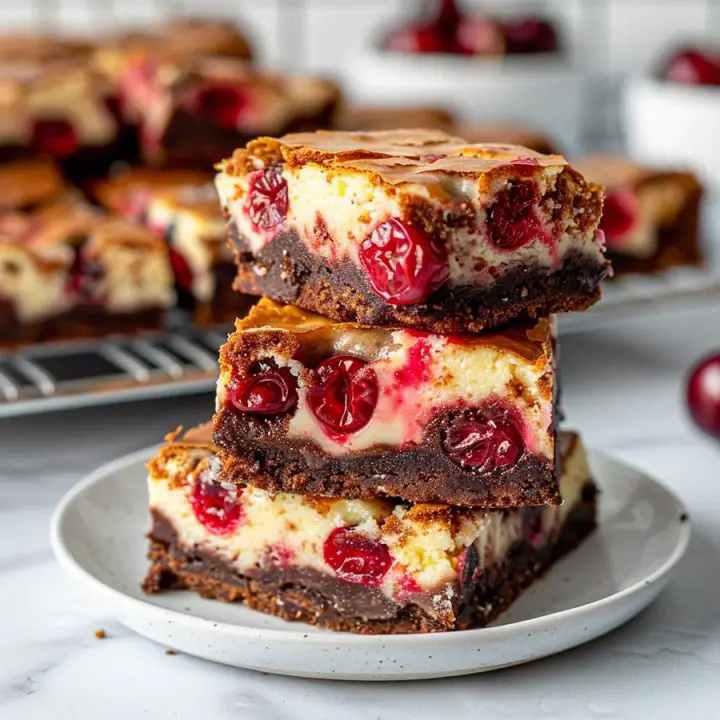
[213,299,558,507]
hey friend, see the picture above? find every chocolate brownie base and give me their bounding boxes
[214,409,560,507]
[193,261,256,326]
[228,224,609,333]
[0,303,166,347]
[609,188,703,276]
[143,489,597,634]
[53,306,166,340]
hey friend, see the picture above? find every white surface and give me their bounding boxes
[624,77,720,193]
[2,302,720,715]
[50,448,689,681]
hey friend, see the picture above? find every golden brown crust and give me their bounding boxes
[221,129,567,187]
[0,159,67,211]
[232,298,552,364]
[0,34,91,63]
[92,168,213,214]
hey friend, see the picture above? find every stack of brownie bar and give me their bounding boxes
[143,129,610,633]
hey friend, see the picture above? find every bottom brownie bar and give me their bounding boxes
[143,426,596,634]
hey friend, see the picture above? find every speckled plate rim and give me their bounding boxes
[50,446,691,680]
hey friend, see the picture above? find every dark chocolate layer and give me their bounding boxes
[143,490,597,634]
[214,407,559,507]
[214,410,561,508]
[228,224,609,333]
[0,302,165,347]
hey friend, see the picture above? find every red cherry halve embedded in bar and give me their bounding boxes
[189,474,244,535]
[228,360,298,415]
[359,217,449,306]
[443,407,525,474]
[246,166,289,231]
[323,526,393,586]
[308,355,378,435]
[487,181,544,252]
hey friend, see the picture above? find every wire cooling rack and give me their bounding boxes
[0,325,228,419]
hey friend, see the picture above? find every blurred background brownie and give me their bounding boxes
[577,156,704,275]
[120,55,340,169]
[0,56,120,179]
[0,203,174,345]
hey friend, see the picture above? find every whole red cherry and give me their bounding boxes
[687,354,720,439]
[383,24,447,53]
[664,48,720,86]
[503,17,559,55]
[382,0,462,54]
[454,15,504,56]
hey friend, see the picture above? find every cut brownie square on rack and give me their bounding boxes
[120,55,340,169]
[213,299,558,508]
[144,424,596,634]
[215,129,608,333]
[576,155,703,275]
[93,167,252,324]
[0,203,174,345]
[144,184,256,324]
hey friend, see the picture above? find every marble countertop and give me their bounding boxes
[2,304,719,720]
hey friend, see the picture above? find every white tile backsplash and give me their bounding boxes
[607,0,709,74]
[304,0,407,73]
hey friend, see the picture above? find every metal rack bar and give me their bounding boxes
[131,340,186,379]
[11,357,56,396]
[99,345,152,383]
[0,370,21,402]
[167,335,218,372]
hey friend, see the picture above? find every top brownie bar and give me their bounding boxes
[216,129,608,333]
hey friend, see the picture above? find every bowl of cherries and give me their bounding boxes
[345,0,583,150]
[624,46,720,192]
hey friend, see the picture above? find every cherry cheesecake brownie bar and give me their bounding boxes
[213,299,558,508]
[144,425,596,634]
[215,129,608,333]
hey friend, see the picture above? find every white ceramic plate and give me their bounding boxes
[51,448,690,682]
